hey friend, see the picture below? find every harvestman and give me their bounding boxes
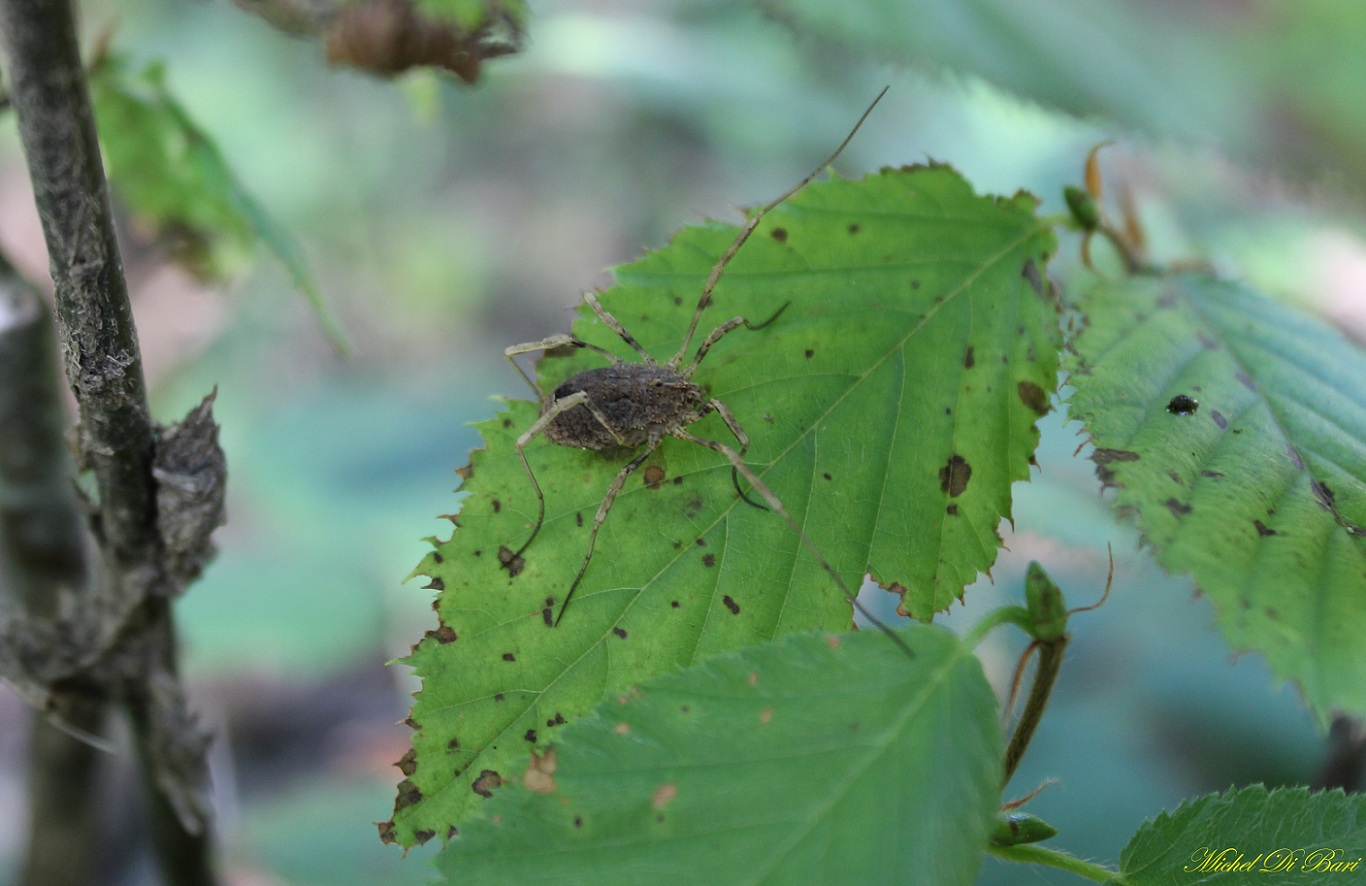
[501,89,911,655]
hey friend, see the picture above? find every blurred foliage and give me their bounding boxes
[88,53,344,349]
[439,627,1001,884]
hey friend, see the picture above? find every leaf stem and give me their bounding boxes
[1003,637,1065,783]
[986,842,1120,882]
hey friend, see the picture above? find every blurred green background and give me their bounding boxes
[1,0,1363,883]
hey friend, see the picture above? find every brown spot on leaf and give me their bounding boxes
[963,346,975,369]
[848,223,861,235]
[448,737,460,750]
[614,722,631,736]
[423,577,445,591]
[1201,469,1224,479]
[823,472,832,480]
[428,625,457,644]
[1017,380,1049,415]
[652,783,678,811]
[1165,498,1192,516]
[413,829,436,845]
[1093,448,1141,465]
[494,693,505,702]
[1021,258,1044,295]
[542,605,554,626]
[377,821,396,844]
[1254,520,1276,537]
[501,652,515,661]
[1236,372,1256,391]
[770,227,788,243]
[804,348,815,359]
[523,749,557,795]
[491,499,501,513]
[1211,410,1227,430]
[1287,446,1304,471]
[397,748,418,777]
[471,769,504,798]
[498,546,524,576]
[644,464,666,489]
[759,708,773,725]
[723,595,741,615]
[575,512,584,527]
[702,553,715,567]
[939,454,972,497]
[547,712,567,727]
[394,779,422,812]
[573,816,584,828]
[946,504,959,515]
[613,626,628,639]
[670,600,680,608]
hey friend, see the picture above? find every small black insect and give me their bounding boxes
[1166,394,1199,415]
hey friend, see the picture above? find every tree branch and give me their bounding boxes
[0,3,222,884]
[0,250,108,886]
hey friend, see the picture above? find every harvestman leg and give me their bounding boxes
[553,438,662,625]
[667,88,887,369]
[505,390,631,565]
[670,428,916,661]
[504,334,623,401]
[707,397,764,510]
[501,304,656,560]
[684,303,789,375]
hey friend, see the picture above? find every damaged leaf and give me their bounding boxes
[1067,273,1366,721]
[388,165,1058,845]
[440,627,1000,886]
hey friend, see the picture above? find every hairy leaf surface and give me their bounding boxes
[387,165,1058,845]
[1067,274,1366,721]
[439,626,1001,886]
[1119,786,1366,884]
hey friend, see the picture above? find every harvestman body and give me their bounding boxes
[501,89,911,656]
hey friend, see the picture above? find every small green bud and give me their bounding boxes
[990,811,1059,846]
[1024,561,1067,643]
[1064,185,1100,231]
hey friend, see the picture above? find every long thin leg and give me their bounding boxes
[670,428,914,661]
[507,391,633,566]
[505,334,623,401]
[683,302,789,377]
[708,398,764,510]
[669,87,889,369]
[585,293,656,364]
[554,441,660,626]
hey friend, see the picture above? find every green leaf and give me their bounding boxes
[1066,274,1366,721]
[1118,786,1366,885]
[89,56,345,350]
[438,626,1002,885]
[758,0,1250,148]
[386,165,1058,845]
